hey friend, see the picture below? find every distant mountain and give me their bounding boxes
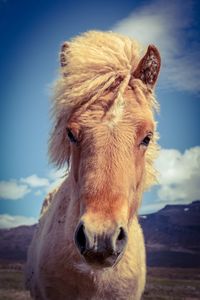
[0,201,200,267]
[140,200,200,267]
[0,224,36,262]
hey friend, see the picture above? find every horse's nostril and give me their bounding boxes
[117,227,126,241]
[74,223,127,266]
[74,223,86,254]
[115,227,127,254]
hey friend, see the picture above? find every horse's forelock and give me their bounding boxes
[49,31,159,171]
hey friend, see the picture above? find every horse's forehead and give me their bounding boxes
[78,89,153,128]
[68,88,154,141]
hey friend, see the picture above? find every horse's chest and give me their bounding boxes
[42,271,96,300]
[41,268,137,300]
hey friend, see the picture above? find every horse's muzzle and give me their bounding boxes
[74,222,128,268]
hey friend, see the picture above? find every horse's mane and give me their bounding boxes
[49,31,159,189]
[52,31,146,119]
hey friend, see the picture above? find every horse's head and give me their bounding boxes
[49,32,161,268]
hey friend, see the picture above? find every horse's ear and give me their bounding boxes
[49,115,70,168]
[60,42,70,68]
[132,45,161,88]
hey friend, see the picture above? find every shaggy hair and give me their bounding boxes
[49,30,159,190]
[27,30,161,300]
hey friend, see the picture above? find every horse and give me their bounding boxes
[25,30,161,300]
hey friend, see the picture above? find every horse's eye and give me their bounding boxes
[140,133,152,147]
[67,128,77,143]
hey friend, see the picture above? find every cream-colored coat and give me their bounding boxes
[25,178,146,300]
[25,30,161,300]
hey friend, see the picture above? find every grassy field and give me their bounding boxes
[143,268,200,300]
[0,264,31,300]
[0,264,199,300]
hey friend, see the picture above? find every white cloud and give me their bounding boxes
[0,168,68,201]
[35,190,43,196]
[21,174,49,188]
[140,201,165,214]
[0,180,30,200]
[112,0,200,93]
[156,146,200,203]
[46,168,67,193]
[0,214,37,229]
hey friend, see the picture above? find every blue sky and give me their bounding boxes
[0,0,200,228]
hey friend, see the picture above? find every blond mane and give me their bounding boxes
[54,31,141,116]
[49,31,159,188]
[26,30,162,300]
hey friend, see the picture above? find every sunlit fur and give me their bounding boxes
[26,31,160,300]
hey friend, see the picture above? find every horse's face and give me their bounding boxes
[67,87,155,268]
[50,41,161,268]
